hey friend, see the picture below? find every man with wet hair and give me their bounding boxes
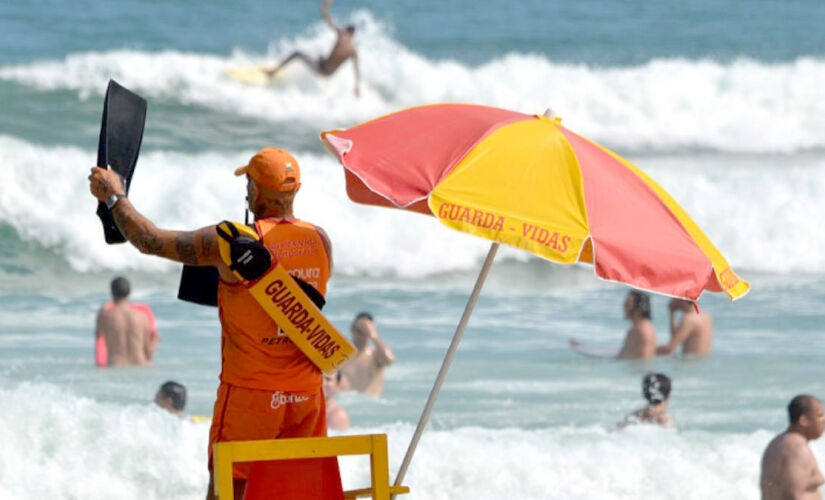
[155,381,187,417]
[95,276,159,366]
[618,372,675,429]
[656,298,713,356]
[266,0,361,96]
[617,291,657,360]
[111,276,130,300]
[339,312,394,396]
[761,395,825,499]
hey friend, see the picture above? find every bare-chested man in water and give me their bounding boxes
[339,312,394,396]
[267,0,361,96]
[95,277,158,366]
[617,291,657,360]
[761,395,825,500]
[656,298,713,356]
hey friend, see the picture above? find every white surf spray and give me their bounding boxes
[1,136,824,276]
[1,11,824,153]
[0,382,812,500]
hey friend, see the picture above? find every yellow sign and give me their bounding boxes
[247,262,356,374]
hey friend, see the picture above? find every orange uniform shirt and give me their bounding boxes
[217,217,331,392]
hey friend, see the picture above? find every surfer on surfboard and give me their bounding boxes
[265,0,361,96]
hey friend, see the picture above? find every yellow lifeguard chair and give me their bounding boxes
[212,434,410,499]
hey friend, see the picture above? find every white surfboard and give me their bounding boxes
[224,63,283,86]
[569,338,619,359]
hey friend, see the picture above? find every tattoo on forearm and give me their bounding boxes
[112,202,165,256]
[136,233,165,255]
[200,232,215,259]
[175,233,199,265]
[110,201,211,265]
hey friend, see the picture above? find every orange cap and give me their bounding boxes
[234,148,301,191]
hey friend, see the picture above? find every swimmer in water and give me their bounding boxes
[95,276,159,366]
[761,395,825,499]
[154,381,187,417]
[338,312,395,396]
[617,373,675,429]
[323,372,349,430]
[617,291,657,360]
[657,298,713,357]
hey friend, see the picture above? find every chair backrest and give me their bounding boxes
[212,434,408,500]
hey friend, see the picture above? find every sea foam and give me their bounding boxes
[1,12,823,277]
[0,381,788,500]
[1,11,824,154]
[1,135,824,276]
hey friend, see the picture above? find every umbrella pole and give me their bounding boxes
[392,242,500,495]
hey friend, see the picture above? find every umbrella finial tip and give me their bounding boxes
[543,108,556,119]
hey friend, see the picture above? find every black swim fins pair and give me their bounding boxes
[96,79,147,244]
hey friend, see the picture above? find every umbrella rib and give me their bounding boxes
[392,242,500,495]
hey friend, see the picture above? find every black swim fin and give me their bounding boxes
[177,265,220,307]
[96,79,147,244]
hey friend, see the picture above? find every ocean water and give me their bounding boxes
[1,1,825,498]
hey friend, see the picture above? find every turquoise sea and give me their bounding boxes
[1,1,825,498]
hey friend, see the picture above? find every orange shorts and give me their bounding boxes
[208,382,327,479]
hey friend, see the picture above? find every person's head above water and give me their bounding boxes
[669,298,693,311]
[345,25,355,35]
[235,147,301,218]
[352,311,373,324]
[788,394,825,440]
[155,380,187,414]
[642,372,671,405]
[351,311,374,349]
[110,276,130,301]
[624,290,651,320]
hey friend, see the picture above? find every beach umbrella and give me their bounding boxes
[320,103,748,491]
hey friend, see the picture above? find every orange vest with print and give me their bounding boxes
[217,217,331,392]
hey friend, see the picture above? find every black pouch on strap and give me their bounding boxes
[215,222,272,281]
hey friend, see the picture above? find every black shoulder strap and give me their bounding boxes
[216,221,240,242]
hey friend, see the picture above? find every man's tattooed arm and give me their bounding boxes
[110,199,220,266]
